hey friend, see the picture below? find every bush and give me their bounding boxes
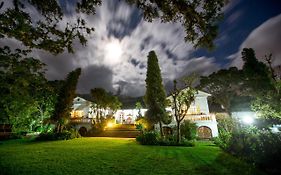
[158,136,195,147]
[136,131,195,147]
[213,130,232,150]
[36,128,80,141]
[217,127,281,174]
[136,131,158,145]
[180,120,197,140]
[135,117,151,131]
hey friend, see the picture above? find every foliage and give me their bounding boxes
[199,67,244,115]
[90,88,122,123]
[240,49,281,122]
[0,0,100,54]
[180,120,197,140]
[144,50,169,136]
[0,46,57,133]
[136,131,158,145]
[135,116,151,132]
[215,127,281,174]
[242,48,275,96]
[51,68,81,133]
[216,114,237,133]
[170,75,197,143]
[36,128,81,141]
[136,129,196,147]
[213,131,232,150]
[0,0,225,54]
[251,80,281,122]
[135,101,143,118]
[158,135,195,147]
[126,0,225,49]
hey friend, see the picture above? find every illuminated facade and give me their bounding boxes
[71,90,218,138]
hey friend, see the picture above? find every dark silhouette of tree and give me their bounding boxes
[91,88,122,123]
[242,48,275,96]
[126,0,225,49]
[199,67,243,115]
[144,50,168,136]
[52,68,81,133]
[0,0,225,54]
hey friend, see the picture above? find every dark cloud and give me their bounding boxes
[130,58,140,67]
[77,65,114,94]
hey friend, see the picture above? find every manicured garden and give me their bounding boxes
[0,138,265,175]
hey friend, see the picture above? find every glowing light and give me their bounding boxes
[107,122,114,128]
[242,115,254,124]
[104,39,123,65]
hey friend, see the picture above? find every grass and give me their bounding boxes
[0,138,265,175]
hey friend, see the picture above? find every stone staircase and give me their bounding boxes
[96,124,140,138]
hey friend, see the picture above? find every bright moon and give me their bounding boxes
[104,39,123,65]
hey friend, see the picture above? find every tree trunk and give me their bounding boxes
[56,123,61,133]
[176,121,181,144]
[159,121,163,137]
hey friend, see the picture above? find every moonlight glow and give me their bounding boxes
[104,39,123,65]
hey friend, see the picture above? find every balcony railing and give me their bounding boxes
[185,114,216,122]
[70,118,94,124]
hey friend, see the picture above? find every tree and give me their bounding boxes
[242,48,275,96]
[0,46,47,133]
[135,102,143,119]
[199,67,244,115]
[170,77,197,144]
[240,49,281,124]
[91,88,109,123]
[126,0,225,49]
[33,80,61,132]
[52,68,81,133]
[0,0,225,54]
[144,50,167,137]
[91,88,122,122]
[0,0,100,54]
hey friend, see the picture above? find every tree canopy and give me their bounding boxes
[199,67,244,115]
[170,76,197,143]
[52,68,82,132]
[144,50,168,136]
[90,87,122,122]
[0,46,59,132]
[0,0,225,54]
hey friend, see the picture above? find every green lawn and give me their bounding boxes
[0,138,265,175]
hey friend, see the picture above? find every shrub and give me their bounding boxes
[217,127,281,174]
[135,117,151,131]
[180,120,197,140]
[213,130,232,150]
[36,129,80,141]
[136,131,158,145]
[158,135,195,147]
[137,132,196,147]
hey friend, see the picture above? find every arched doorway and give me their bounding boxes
[79,127,87,137]
[197,126,212,139]
[163,126,173,136]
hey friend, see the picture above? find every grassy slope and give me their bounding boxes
[0,138,265,175]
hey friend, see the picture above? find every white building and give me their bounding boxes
[158,90,218,139]
[70,90,218,139]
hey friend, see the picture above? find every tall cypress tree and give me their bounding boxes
[144,51,167,136]
[52,68,81,133]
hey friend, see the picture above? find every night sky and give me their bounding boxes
[2,0,281,96]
